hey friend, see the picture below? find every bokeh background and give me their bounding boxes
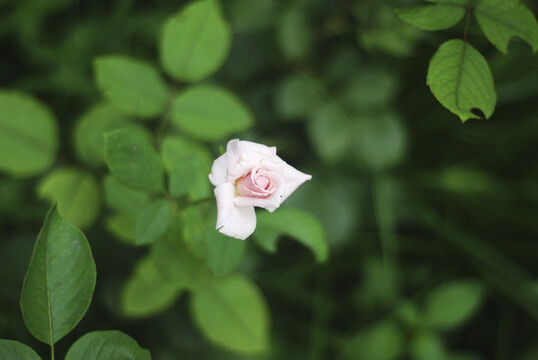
[1,0,538,359]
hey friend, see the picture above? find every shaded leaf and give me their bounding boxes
[0,91,58,177]
[38,168,101,229]
[170,85,253,140]
[255,207,328,263]
[425,279,485,330]
[73,104,131,167]
[343,320,404,360]
[160,0,232,82]
[135,199,171,245]
[161,136,212,200]
[276,75,324,120]
[151,213,210,290]
[277,6,313,61]
[475,0,538,54]
[191,275,269,354]
[105,128,164,193]
[410,331,447,360]
[65,330,151,360]
[103,175,150,218]
[20,206,96,344]
[0,339,41,360]
[106,213,137,245]
[427,39,496,122]
[396,0,467,31]
[121,256,183,318]
[205,215,246,277]
[94,56,169,118]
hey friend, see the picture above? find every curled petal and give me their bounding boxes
[209,153,229,186]
[227,139,277,163]
[214,183,257,240]
[280,163,312,202]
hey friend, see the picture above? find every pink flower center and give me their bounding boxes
[236,166,276,198]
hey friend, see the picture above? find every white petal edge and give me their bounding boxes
[227,139,277,163]
[209,152,229,186]
[214,183,257,240]
[280,163,312,202]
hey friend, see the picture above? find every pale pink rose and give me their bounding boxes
[209,139,312,240]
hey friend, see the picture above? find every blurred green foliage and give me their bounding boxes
[1,0,538,359]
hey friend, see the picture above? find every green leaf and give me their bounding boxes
[191,275,269,354]
[121,256,183,318]
[343,320,404,360]
[135,199,171,245]
[73,103,134,167]
[475,0,538,54]
[227,0,276,33]
[20,206,96,344]
[0,339,41,360]
[255,207,328,263]
[105,128,164,193]
[106,213,137,245]
[410,331,447,360]
[276,75,324,120]
[0,91,58,177]
[65,330,151,360]
[38,168,101,229]
[151,213,210,290]
[427,39,496,122]
[94,56,169,118]
[103,175,150,218]
[170,85,253,140]
[161,136,212,200]
[277,6,313,61]
[424,279,485,330]
[160,0,232,82]
[205,215,246,277]
[396,0,467,31]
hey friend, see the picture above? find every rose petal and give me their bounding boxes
[234,174,285,212]
[209,153,229,186]
[214,183,257,240]
[227,139,277,163]
[280,163,312,202]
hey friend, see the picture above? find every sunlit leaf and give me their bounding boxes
[424,279,485,330]
[38,168,101,229]
[0,339,40,360]
[0,91,58,177]
[170,85,253,140]
[396,0,467,31]
[161,136,212,200]
[105,128,164,193]
[475,0,538,54]
[65,330,151,360]
[343,320,404,360]
[20,206,96,344]
[255,207,328,263]
[427,39,496,122]
[160,0,232,82]
[135,199,171,245]
[121,256,183,318]
[94,56,169,118]
[191,275,269,354]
